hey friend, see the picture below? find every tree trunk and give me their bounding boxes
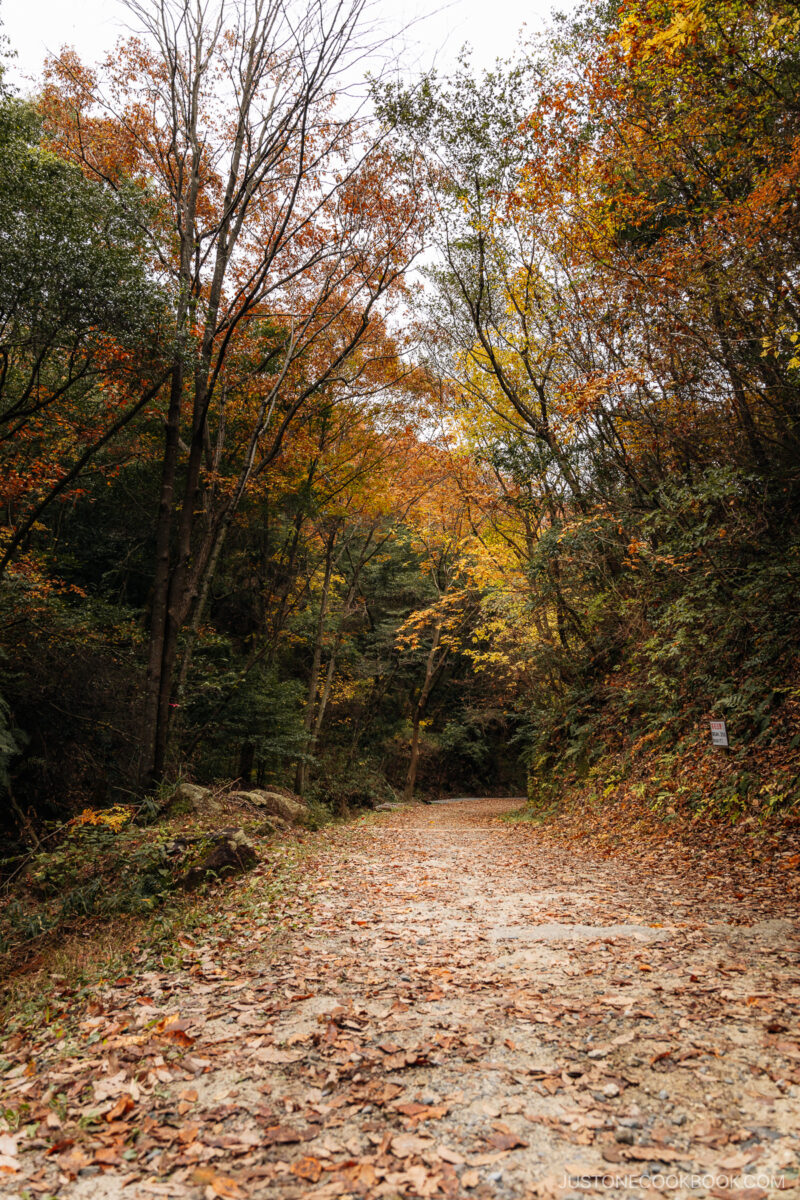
[402,621,443,803]
[312,637,339,745]
[308,579,357,747]
[295,535,335,794]
[140,358,184,785]
[238,741,256,785]
[403,708,424,804]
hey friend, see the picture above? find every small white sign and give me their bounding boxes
[709,719,729,748]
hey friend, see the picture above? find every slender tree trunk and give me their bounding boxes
[402,621,442,803]
[297,600,352,782]
[403,708,424,805]
[310,576,357,739]
[140,358,184,785]
[312,634,340,744]
[238,740,256,784]
[149,368,216,781]
[295,536,335,794]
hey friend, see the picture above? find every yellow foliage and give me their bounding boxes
[70,805,133,832]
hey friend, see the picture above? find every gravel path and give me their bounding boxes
[3,798,800,1199]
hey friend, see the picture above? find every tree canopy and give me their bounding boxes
[1,0,799,839]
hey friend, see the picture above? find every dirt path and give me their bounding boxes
[3,799,800,1199]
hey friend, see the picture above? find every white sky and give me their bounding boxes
[1,0,572,90]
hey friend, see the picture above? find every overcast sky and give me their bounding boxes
[1,0,571,90]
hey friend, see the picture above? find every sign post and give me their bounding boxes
[709,719,729,748]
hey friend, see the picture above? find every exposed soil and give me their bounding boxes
[2,799,800,1199]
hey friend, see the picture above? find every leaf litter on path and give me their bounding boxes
[2,799,800,1199]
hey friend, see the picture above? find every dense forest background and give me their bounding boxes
[2,0,799,847]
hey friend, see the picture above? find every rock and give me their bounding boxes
[254,815,288,836]
[164,782,224,817]
[164,834,203,855]
[178,829,258,889]
[231,789,307,825]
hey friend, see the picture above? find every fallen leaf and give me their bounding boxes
[262,1125,308,1144]
[391,1133,435,1158]
[190,1166,243,1198]
[162,1028,196,1048]
[106,1093,135,1122]
[622,1145,685,1163]
[395,1101,429,1118]
[59,1146,92,1174]
[93,1071,130,1102]
[93,1147,121,1165]
[255,1046,304,1064]
[46,1139,74,1156]
[436,1144,465,1164]
[396,1101,449,1122]
[290,1156,322,1183]
[486,1132,528,1151]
